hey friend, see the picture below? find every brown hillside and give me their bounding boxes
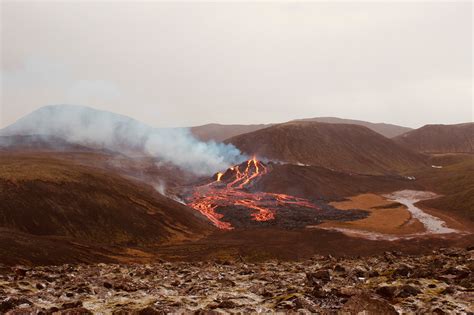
[394,123,474,153]
[0,135,100,152]
[254,163,421,201]
[0,153,213,245]
[226,122,426,175]
[414,155,474,221]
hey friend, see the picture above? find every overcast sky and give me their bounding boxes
[1,1,472,129]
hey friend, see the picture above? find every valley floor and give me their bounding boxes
[314,191,471,241]
[1,248,473,314]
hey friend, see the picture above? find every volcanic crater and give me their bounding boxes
[185,158,368,229]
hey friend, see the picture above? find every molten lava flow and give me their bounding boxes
[186,157,321,230]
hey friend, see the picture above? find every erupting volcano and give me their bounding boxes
[186,157,367,229]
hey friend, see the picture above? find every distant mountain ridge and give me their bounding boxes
[290,117,412,138]
[0,104,155,152]
[394,123,474,153]
[190,117,412,142]
[3,105,412,144]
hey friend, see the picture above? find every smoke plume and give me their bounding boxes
[0,105,246,175]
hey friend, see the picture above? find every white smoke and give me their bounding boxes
[1,104,247,175]
[153,180,167,196]
[152,179,186,204]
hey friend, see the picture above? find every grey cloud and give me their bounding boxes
[1,1,472,128]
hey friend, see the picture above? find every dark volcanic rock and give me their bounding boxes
[441,286,456,294]
[334,264,346,273]
[62,301,83,309]
[0,248,472,314]
[342,293,398,315]
[35,283,46,290]
[306,269,331,285]
[392,264,413,278]
[57,307,93,315]
[0,297,32,313]
[375,286,397,299]
[137,306,161,315]
[103,281,113,289]
[216,300,238,309]
[396,285,421,298]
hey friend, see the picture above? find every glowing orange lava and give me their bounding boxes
[186,157,321,230]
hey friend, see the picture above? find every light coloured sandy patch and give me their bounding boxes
[420,205,472,233]
[385,190,457,234]
[319,193,425,235]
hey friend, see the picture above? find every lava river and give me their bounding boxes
[185,158,364,230]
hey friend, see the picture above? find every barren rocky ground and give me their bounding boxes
[1,247,473,314]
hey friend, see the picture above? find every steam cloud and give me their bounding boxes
[0,105,246,175]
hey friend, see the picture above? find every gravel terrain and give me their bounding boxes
[1,247,473,314]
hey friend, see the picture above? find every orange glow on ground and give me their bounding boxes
[187,157,320,230]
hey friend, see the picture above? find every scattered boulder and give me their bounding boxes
[375,286,397,299]
[334,265,346,273]
[0,297,32,313]
[13,267,28,278]
[396,285,421,298]
[392,264,413,278]
[103,281,113,289]
[306,269,331,285]
[36,283,46,290]
[136,306,161,315]
[62,301,83,309]
[216,300,238,309]
[441,286,456,294]
[336,286,362,297]
[310,284,327,298]
[294,296,321,312]
[217,278,236,287]
[57,307,93,315]
[443,267,470,279]
[342,293,398,315]
[351,267,368,279]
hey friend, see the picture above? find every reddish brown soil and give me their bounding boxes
[0,153,213,246]
[0,150,472,266]
[150,228,474,262]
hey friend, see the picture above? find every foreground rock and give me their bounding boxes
[0,248,472,314]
